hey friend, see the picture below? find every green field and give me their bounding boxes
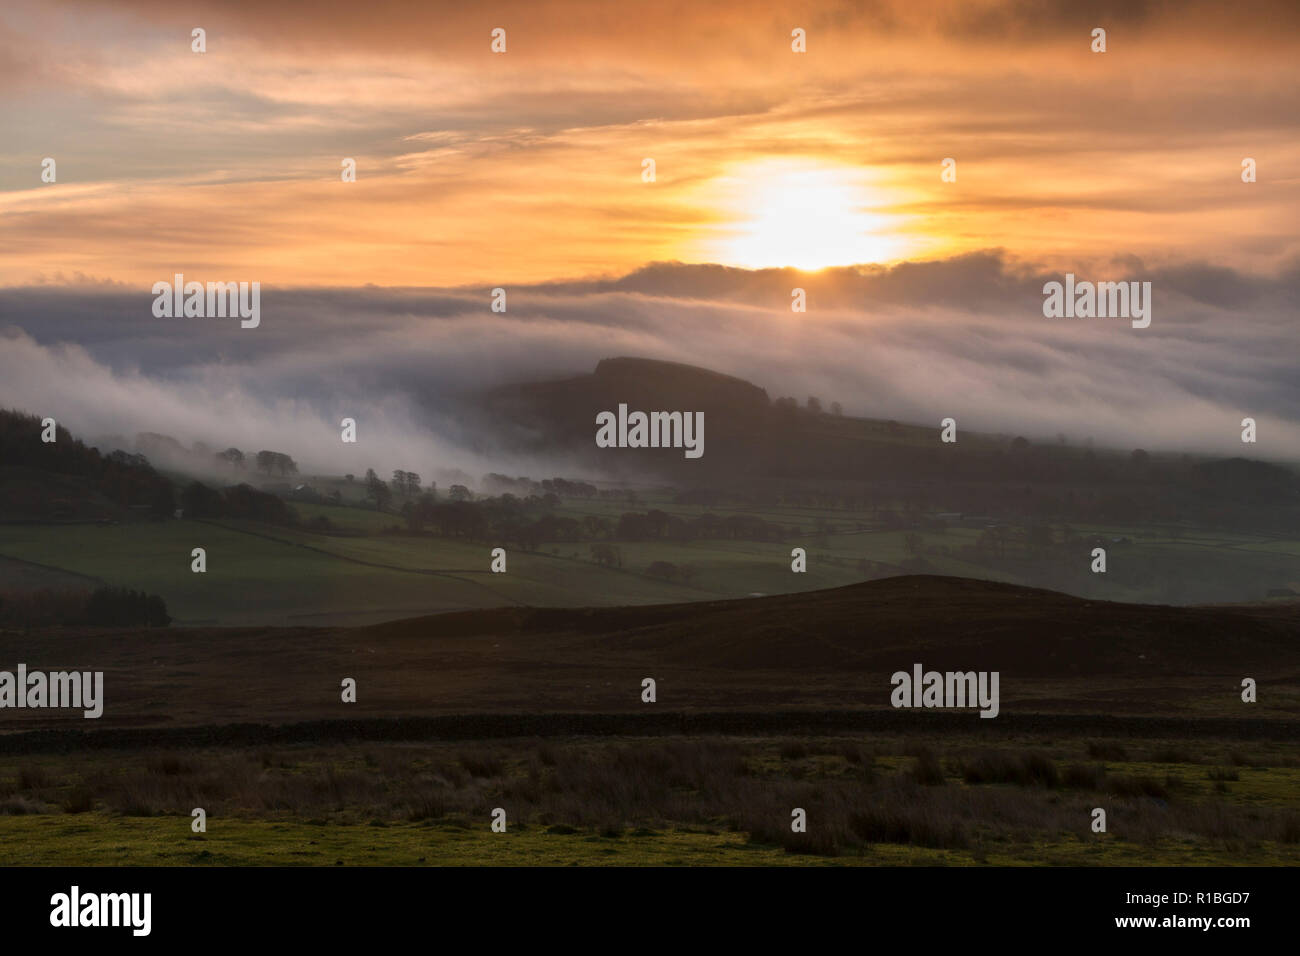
[5,815,1293,866]
[0,518,709,625]
[2,734,1295,866]
[4,492,1300,624]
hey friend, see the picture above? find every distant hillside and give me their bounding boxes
[0,408,175,521]
[471,358,1300,531]
[477,354,987,479]
[481,356,774,478]
[5,575,1296,731]
[367,574,1300,677]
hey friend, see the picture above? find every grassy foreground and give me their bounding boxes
[2,734,1297,866]
[3,815,1295,866]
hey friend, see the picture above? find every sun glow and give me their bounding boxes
[711,161,903,270]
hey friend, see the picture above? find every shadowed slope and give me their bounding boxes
[2,575,1296,730]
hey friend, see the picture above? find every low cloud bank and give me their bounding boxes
[2,252,1298,480]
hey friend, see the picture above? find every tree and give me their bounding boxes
[365,470,391,511]
[392,470,422,497]
[830,401,843,416]
[255,450,298,477]
[181,480,225,518]
[405,492,437,532]
[806,396,823,414]
[85,586,171,627]
[617,512,653,540]
[646,509,671,537]
[223,483,298,525]
[107,450,149,470]
[216,447,245,470]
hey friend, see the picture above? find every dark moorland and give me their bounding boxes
[2,575,1296,736]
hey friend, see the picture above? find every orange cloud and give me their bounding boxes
[1,0,1296,286]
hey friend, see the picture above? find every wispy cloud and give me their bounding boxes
[2,255,1297,477]
[2,0,1297,285]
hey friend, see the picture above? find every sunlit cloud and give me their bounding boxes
[0,0,1296,286]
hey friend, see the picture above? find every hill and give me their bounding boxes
[366,574,1300,676]
[3,575,1296,733]
[479,356,775,479]
[470,359,1300,535]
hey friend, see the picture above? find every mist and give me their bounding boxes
[2,251,1298,483]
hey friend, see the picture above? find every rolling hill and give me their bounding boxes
[2,576,1296,736]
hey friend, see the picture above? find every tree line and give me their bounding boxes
[0,586,171,628]
[0,409,175,519]
[180,480,299,526]
[386,493,788,549]
[213,447,299,477]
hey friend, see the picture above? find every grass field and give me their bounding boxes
[1,574,1295,866]
[5,816,1292,866]
[2,734,1295,866]
[4,493,1300,624]
[0,517,716,625]
[0,507,864,624]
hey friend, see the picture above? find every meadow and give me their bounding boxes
[1,733,1295,866]
[4,489,1300,625]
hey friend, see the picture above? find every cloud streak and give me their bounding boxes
[2,254,1297,481]
[2,0,1297,285]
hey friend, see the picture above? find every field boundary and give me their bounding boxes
[2,710,1298,754]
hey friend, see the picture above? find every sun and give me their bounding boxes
[709,160,902,270]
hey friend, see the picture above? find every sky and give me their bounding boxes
[0,0,1297,473]
[2,0,1297,285]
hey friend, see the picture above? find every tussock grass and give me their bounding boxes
[1,735,1297,860]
